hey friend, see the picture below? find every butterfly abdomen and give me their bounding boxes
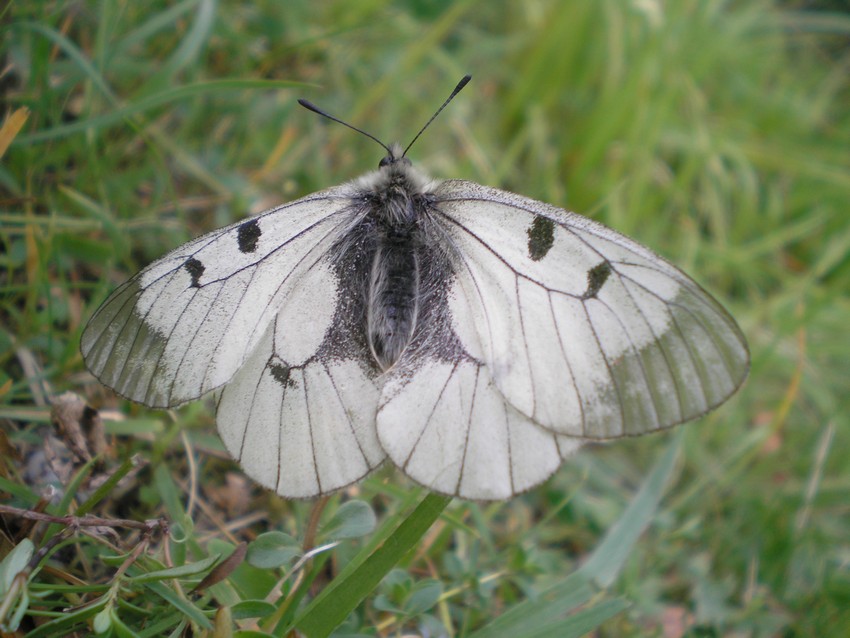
[365,172,426,371]
[367,236,420,371]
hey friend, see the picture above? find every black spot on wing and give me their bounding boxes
[582,261,612,299]
[237,219,262,253]
[527,215,555,261]
[184,258,205,288]
[270,362,296,388]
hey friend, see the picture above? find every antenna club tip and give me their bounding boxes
[454,75,472,92]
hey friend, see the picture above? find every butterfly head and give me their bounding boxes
[378,143,412,170]
[357,142,431,198]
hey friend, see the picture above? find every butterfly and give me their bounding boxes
[81,76,749,500]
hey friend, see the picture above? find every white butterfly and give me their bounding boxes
[81,76,749,500]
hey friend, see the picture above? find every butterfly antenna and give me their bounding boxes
[403,74,471,157]
[298,98,392,155]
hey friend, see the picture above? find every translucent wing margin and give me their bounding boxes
[81,187,358,408]
[431,180,749,439]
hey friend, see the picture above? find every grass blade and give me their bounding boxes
[293,492,452,638]
[472,434,680,637]
[15,80,306,145]
[537,598,630,638]
[578,431,681,587]
[468,572,595,638]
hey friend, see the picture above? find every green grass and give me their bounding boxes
[2,0,850,636]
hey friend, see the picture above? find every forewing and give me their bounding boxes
[81,187,359,407]
[432,180,749,439]
[216,258,385,498]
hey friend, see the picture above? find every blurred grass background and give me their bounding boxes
[2,0,849,636]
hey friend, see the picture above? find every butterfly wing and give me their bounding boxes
[429,179,749,440]
[82,185,387,496]
[81,187,358,408]
[375,262,582,500]
[378,355,582,500]
[216,259,385,497]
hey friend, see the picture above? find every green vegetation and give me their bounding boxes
[2,0,849,635]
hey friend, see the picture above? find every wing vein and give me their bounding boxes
[401,361,459,471]
[201,265,260,392]
[548,291,586,435]
[455,364,481,496]
[276,368,286,493]
[618,276,687,423]
[142,283,201,405]
[435,196,610,267]
[618,269,739,383]
[582,299,627,434]
[593,292,663,430]
[515,278,537,419]
[304,369,323,495]
[84,279,137,349]
[323,361,371,469]
[88,286,144,380]
[167,279,227,405]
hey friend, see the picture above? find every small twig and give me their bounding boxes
[77,527,125,554]
[303,495,330,552]
[113,533,153,580]
[29,526,77,572]
[181,429,198,519]
[14,486,55,542]
[173,474,249,546]
[0,504,168,534]
[261,541,341,632]
[795,421,835,534]
[15,345,52,407]
[261,495,331,617]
